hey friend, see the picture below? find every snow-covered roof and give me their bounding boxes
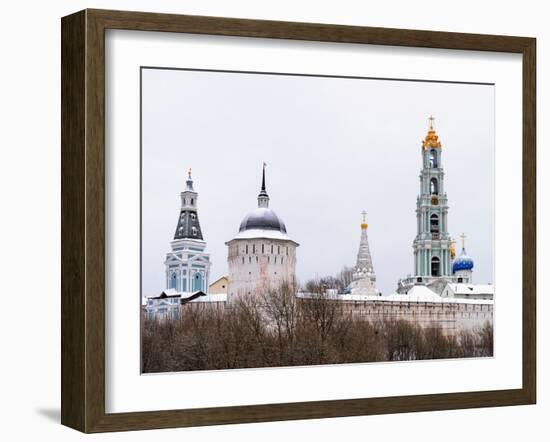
[446,283,494,295]
[227,228,298,243]
[297,285,493,305]
[189,293,227,303]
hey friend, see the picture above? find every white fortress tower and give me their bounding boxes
[164,169,211,293]
[226,164,299,300]
[347,211,380,295]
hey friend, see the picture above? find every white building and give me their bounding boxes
[226,164,299,300]
[441,283,494,300]
[164,169,211,293]
[144,289,181,321]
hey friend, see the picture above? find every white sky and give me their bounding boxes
[141,68,494,296]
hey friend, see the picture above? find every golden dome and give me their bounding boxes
[361,223,368,229]
[450,240,456,259]
[422,116,442,149]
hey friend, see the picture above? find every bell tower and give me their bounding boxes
[164,169,211,293]
[413,116,453,278]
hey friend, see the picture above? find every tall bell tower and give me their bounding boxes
[413,116,453,278]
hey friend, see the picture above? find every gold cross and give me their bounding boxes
[460,232,466,249]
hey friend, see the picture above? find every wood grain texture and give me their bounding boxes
[61,10,86,432]
[60,8,537,433]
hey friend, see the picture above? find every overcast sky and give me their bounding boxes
[141,68,494,296]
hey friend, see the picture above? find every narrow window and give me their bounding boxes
[242,257,244,264]
[429,149,438,168]
[271,245,274,253]
[262,244,264,253]
[430,178,439,195]
[430,214,439,234]
[246,245,248,254]
[252,244,255,254]
[278,246,280,254]
[274,257,277,264]
[281,257,284,265]
[286,247,288,256]
[431,257,441,277]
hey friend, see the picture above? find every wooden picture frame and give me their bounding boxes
[61,8,536,433]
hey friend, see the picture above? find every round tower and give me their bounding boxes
[225,163,299,300]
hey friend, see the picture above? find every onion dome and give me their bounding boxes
[452,233,474,273]
[452,250,474,273]
[422,115,442,149]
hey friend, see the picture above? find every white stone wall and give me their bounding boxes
[227,238,297,299]
[339,300,492,333]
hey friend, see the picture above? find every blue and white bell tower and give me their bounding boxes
[413,116,453,279]
[397,117,457,294]
[164,169,211,293]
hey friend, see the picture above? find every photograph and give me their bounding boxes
[140,68,495,373]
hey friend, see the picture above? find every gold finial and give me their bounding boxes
[422,115,442,149]
[460,233,466,250]
[360,210,368,229]
[188,168,192,179]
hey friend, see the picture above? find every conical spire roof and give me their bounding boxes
[353,212,375,279]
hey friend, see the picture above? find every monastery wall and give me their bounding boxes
[338,299,493,333]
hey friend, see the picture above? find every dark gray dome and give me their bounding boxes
[239,208,287,233]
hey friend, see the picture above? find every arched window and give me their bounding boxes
[429,149,438,168]
[430,214,439,234]
[431,257,441,277]
[191,198,194,205]
[191,226,198,236]
[262,244,264,253]
[430,177,439,195]
[169,273,177,290]
[246,245,249,254]
[193,272,202,291]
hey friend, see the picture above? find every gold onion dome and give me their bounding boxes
[422,116,442,149]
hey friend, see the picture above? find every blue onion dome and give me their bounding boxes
[452,248,474,273]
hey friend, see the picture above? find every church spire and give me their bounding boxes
[354,211,375,277]
[175,168,203,240]
[422,115,442,149]
[257,162,270,208]
[186,168,194,191]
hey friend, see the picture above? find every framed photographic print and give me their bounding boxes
[61,9,536,433]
